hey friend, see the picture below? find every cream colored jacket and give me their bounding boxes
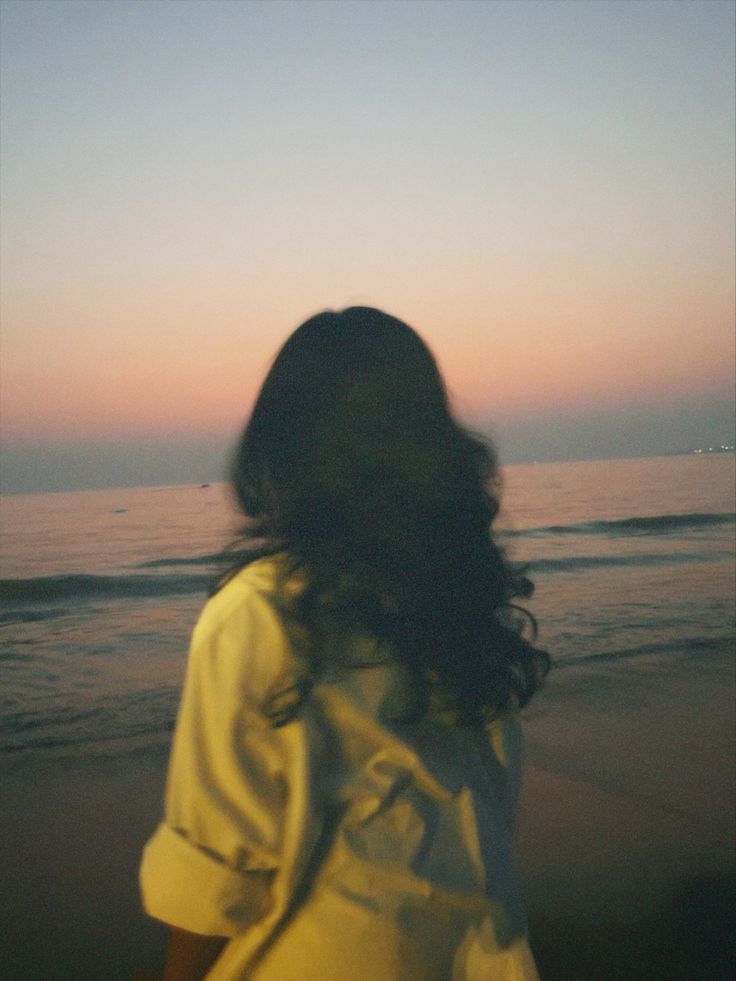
[140,557,538,980]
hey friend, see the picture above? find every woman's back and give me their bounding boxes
[139,307,546,979]
[141,557,538,980]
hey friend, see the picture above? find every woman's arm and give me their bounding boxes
[162,927,227,981]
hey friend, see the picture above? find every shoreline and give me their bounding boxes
[517,643,735,979]
[1,642,733,980]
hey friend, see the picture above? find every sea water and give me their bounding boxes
[1,455,734,757]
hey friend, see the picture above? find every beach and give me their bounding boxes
[2,0,734,974]
[518,640,735,980]
[1,638,732,981]
[2,458,734,979]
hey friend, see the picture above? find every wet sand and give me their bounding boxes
[518,644,735,980]
[1,643,733,980]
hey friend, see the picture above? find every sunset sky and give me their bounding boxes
[1,0,734,493]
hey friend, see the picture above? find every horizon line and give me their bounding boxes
[2,449,734,499]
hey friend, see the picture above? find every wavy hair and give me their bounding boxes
[227,307,549,725]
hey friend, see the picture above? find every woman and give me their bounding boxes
[139,307,548,980]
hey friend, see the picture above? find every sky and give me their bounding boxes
[1,0,734,494]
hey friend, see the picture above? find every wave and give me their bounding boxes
[556,634,734,668]
[0,573,211,604]
[3,544,729,604]
[0,649,32,662]
[530,550,725,574]
[0,608,70,625]
[100,514,736,576]
[0,686,180,754]
[503,512,735,538]
[135,552,228,568]
[134,544,267,569]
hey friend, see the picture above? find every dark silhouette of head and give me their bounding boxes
[231,306,548,724]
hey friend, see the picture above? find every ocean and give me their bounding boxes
[1,454,734,759]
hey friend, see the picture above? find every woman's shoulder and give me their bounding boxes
[188,553,298,709]
[202,552,293,624]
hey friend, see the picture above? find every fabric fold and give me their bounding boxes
[140,823,274,936]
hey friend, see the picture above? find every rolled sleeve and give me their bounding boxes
[140,823,273,936]
[140,571,294,936]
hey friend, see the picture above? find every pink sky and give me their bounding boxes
[1,1,734,491]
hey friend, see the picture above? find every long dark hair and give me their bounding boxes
[228,306,548,725]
